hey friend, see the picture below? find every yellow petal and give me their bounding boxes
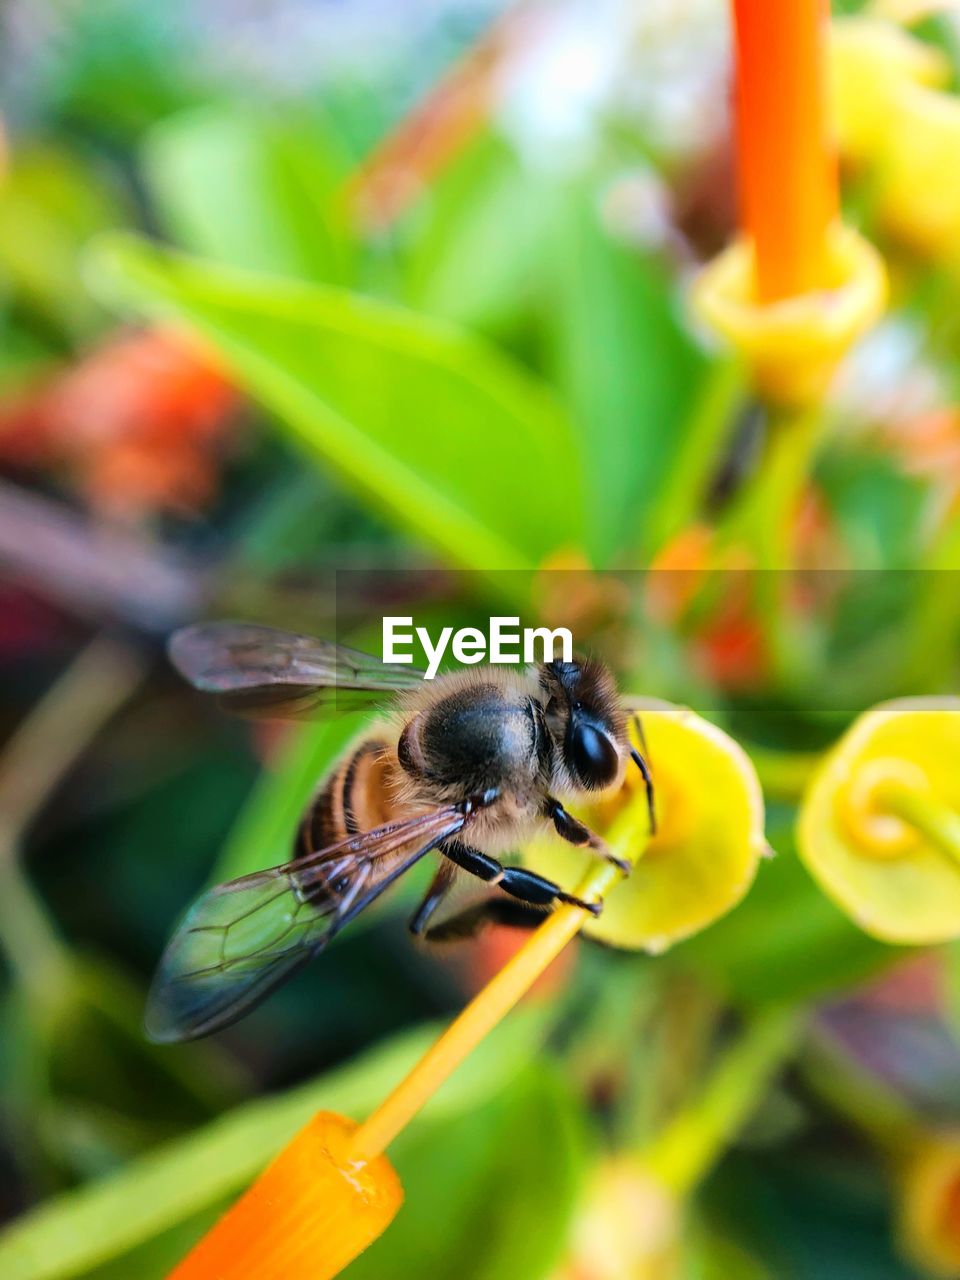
[691,223,887,408]
[830,17,950,164]
[797,698,960,944]
[871,0,960,22]
[876,82,960,259]
[519,703,766,952]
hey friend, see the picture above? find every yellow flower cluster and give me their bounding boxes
[832,15,960,262]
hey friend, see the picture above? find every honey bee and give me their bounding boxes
[146,622,654,1042]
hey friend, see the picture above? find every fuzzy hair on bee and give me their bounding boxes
[146,623,654,1042]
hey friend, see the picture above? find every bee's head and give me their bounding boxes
[539,656,624,791]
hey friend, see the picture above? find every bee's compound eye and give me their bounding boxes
[568,723,619,789]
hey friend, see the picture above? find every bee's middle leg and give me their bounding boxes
[543,797,631,875]
[408,860,456,936]
[440,839,602,915]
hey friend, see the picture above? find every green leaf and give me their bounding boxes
[674,818,897,1006]
[704,1149,919,1280]
[86,233,585,572]
[543,182,706,564]
[0,147,127,338]
[342,1067,586,1280]
[38,2,204,136]
[143,104,355,283]
[402,131,550,333]
[0,1009,552,1280]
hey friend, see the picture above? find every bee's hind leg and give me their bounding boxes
[408,860,456,936]
[424,898,547,943]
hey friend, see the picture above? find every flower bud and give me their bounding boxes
[520,703,766,952]
[691,223,886,407]
[797,698,960,944]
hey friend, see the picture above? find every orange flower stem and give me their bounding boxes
[168,1112,403,1280]
[167,795,650,1280]
[731,0,839,302]
[346,8,542,232]
[350,904,584,1161]
[350,795,651,1163]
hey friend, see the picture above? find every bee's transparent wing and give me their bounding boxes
[146,807,465,1042]
[168,622,426,719]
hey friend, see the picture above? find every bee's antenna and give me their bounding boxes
[630,713,656,836]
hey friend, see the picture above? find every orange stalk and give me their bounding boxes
[349,789,653,1162]
[349,900,589,1161]
[166,906,594,1280]
[168,1112,402,1280]
[347,9,540,232]
[168,792,651,1279]
[731,0,839,301]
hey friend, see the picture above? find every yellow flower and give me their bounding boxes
[871,0,960,22]
[828,16,960,264]
[519,703,766,951]
[692,222,887,408]
[797,698,960,944]
[876,82,960,260]
[830,17,950,165]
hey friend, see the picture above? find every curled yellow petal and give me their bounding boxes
[830,17,950,164]
[691,223,887,408]
[797,698,960,944]
[169,1111,402,1280]
[519,703,766,953]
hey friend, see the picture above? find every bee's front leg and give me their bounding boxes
[440,839,602,915]
[543,797,631,876]
[630,713,657,835]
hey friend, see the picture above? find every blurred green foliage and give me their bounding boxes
[1,2,960,1279]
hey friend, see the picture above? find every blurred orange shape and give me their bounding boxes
[0,327,237,518]
[882,407,960,489]
[898,1133,960,1277]
[696,611,767,691]
[646,523,716,624]
[169,1111,402,1280]
[458,925,578,1002]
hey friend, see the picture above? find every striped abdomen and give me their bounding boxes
[295,737,398,858]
